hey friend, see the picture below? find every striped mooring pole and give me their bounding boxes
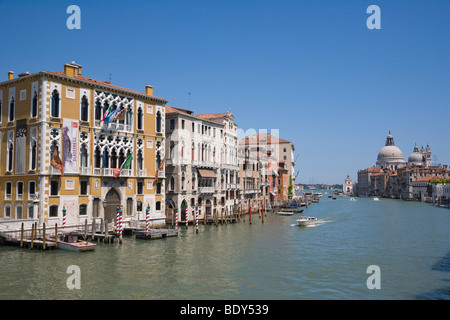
[117,206,123,243]
[185,207,189,229]
[62,206,66,229]
[175,206,178,231]
[146,204,150,236]
[195,204,199,234]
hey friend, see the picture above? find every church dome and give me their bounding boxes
[408,144,424,164]
[376,132,406,169]
[377,145,404,161]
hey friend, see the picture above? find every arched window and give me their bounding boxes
[137,107,143,130]
[125,105,133,128]
[30,139,37,170]
[94,147,101,168]
[51,90,59,118]
[7,141,13,172]
[80,144,88,168]
[80,95,89,121]
[170,176,175,191]
[9,97,15,122]
[181,173,185,190]
[110,149,117,168]
[95,99,102,120]
[31,92,38,118]
[156,150,161,169]
[137,151,143,171]
[156,111,161,133]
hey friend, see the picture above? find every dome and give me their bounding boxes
[376,132,406,169]
[408,152,423,163]
[408,144,424,164]
[377,145,404,161]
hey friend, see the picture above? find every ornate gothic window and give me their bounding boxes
[95,99,102,120]
[137,107,143,130]
[51,90,60,118]
[156,111,162,133]
[80,95,89,121]
[31,92,38,118]
[9,97,15,122]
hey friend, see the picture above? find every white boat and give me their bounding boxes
[48,235,96,252]
[297,216,318,226]
[373,197,379,201]
[278,211,294,216]
[350,198,356,201]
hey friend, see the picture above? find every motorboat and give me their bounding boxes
[350,198,356,201]
[297,216,318,227]
[373,197,379,201]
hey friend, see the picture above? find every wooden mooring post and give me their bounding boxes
[55,223,58,248]
[30,222,35,249]
[20,223,24,248]
[43,223,46,250]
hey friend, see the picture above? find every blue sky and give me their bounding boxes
[1,0,449,184]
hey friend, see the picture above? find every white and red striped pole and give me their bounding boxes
[146,204,150,236]
[185,207,189,228]
[116,206,120,233]
[62,206,66,229]
[175,206,178,231]
[195,205,199,234]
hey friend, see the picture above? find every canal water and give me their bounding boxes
[1,194,449,300]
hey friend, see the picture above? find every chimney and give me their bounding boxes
[64,64,77,77]
[63,61,83,77]
[145,85,153,96]
[8,71,14,80]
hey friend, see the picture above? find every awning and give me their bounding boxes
[198,169,216,178]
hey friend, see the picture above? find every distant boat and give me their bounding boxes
[373,197,379,201]
[297,216,318,227]
[280,207,304,214]
[350,198,356,201]
[278,211,294,216]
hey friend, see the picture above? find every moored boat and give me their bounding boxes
[278,211,294,216]
[47,235,96,252]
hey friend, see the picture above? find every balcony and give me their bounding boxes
[192,160,217,168]
[199,187,215,194]
[94,120,132,132]
[222,163,239,170]
[49,167,61,175]
[137,169,147,177]
[80,166,92,175]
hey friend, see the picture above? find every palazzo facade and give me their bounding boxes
[0,62,167,229]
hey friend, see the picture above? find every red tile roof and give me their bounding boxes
[46,71,167,102]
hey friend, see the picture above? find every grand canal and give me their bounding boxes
[1,194,449,300]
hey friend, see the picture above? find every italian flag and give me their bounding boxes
[113,154,132,178]
[100,105,112,122]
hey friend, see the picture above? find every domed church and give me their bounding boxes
[376,132,406,170]
[375,132,433,170]
[407,144,432,167]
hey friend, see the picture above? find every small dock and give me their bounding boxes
[134,228,178,240]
